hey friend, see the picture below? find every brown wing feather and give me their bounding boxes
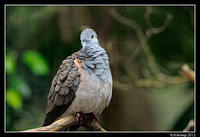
[43,51,81,126]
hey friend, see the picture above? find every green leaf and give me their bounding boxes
[23,50,49,75]
[6,89,22,110]
[6,51,17,75]
[11,75,32,98]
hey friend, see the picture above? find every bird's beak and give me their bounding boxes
[81,40,88,47]
[82,41,87,47]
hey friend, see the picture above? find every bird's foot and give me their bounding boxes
[73,112,81,124]
[74,112,84,125]
[74,112,98,126]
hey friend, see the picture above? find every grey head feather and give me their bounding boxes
[80,28,99,48]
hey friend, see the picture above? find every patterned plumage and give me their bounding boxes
[43,28,112,127]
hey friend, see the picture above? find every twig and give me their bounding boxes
[108,7,166,77]
[180,64,195,82]
[145,7,173,40]
[113,80,132,91]
[22,114,77,132]
[183,120,194,132]
[22,113,106,132]
[136,75,187,87]
[144,6,154,29]
[108,8,146,46]
[136,63,194,87]
[108,7,189,89]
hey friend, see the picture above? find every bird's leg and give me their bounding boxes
[73,112,79,122]
[74,113,98,126]
[73,112,82,125]
[74,112,87,125]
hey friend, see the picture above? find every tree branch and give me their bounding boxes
[183,120,194,132]
[107,7,164,77]
[180,64,195,82]
[108,7,194,90]
[107,8,146,46]
[145,6,173,40]
[22,113,106,132]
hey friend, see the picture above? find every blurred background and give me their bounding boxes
[5,6,194,131]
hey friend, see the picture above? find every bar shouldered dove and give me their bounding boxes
[43,28,112,128]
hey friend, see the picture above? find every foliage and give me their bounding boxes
[23,50,49,75]
[6,49,49,130]
[6,88,22,110]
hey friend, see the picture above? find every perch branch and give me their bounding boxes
[183,120,194,132]
[22,113,106,132]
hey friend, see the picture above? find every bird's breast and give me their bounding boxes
[65,67,112,114]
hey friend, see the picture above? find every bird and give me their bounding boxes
[42,28,112,130]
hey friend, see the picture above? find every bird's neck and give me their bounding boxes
[81,42,99,52]
[78,44,111,82]
[80,43,104,58]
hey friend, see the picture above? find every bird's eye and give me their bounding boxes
[91,35,94,38]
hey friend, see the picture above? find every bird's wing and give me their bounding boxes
[43,51,81,126]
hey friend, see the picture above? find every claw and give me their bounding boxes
[74,112,84,125]
[74,112,80,123]
[74,112,98,126]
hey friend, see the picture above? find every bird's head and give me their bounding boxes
[80,28,99,47]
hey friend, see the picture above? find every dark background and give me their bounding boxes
[5,5,194,131]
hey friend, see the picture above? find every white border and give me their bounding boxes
[4,4,196,133]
